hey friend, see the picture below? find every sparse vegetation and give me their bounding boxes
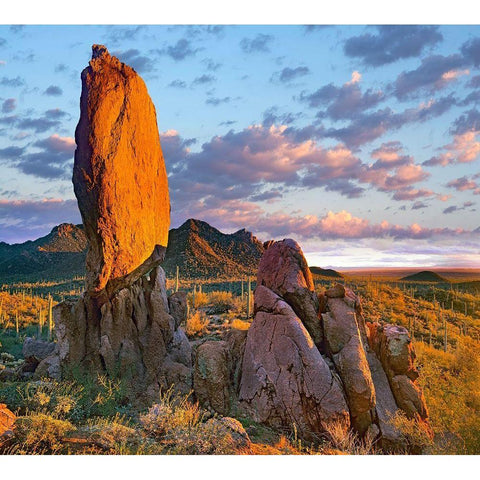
[2,271,480,454]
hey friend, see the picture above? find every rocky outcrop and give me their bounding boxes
[367,323,428,421]
[239,285,350,440]
[54,266,191,403]
[256,239,323,346]
[194,341,232,415]
[323,292,375,435]
[73,44,170,294]
[239,239,430,450]
[22,338,55,362]
[49,45,192,403]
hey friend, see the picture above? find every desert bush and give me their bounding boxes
[415,338,480,453]
[164,417,251,455]
[186,310,209,337]
[140,389,202,438]
[80,414,141,454]
[229,319,250,330]
[11,413,75,454]
[389,412,433,453]
[0,374,131,422]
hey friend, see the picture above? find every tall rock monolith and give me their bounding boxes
[73,44,170,295]
[53,45,190,404]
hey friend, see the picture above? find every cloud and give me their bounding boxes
[447,175,480,193]
[1,134,75,179]
[443,202,476,214]
[0,76,25,87]
[424,131,480,166]
[240,34,273,53]
[300,72,384,120]
[322,95,457,147]
[0,146,25,159]
[114,49,155,73]
[44,108,68,119]
[412,201,428,210]
[451,109,480,135]
[44,85,63,96]
[0,198,81,243]
[55,63,68,73]
[393,54,468,99]
[461,37,480,67]
[164,125,432,209]
[34,134,75,154]
[106,25,146,45]
[17,115,60,133]
[206,97,231,106]
[157,39,200,61]
[262,107,300,127]
[1,98,16,113]
[343,25,443,67]
[272,66,310,83]
[391,188,434,201]
[192,74,216,86]
[202,58,222,71]
[244,209,470,241]
[168,79,187,89]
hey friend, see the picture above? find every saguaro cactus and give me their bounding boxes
[47,294,53,341]
[247,277,251,318]
[175,266,179,293]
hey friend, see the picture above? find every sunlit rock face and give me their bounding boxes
[73,44,170,295]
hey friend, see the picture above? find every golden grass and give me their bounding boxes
[185,310,209,337]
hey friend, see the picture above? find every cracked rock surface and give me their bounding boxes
[239,285,350,440]
[238,238,431,449]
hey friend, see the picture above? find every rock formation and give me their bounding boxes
[235,239,431,450]
[256,239,323,346]
[239,284,350,440]
[52,45,189,403]
[73,44,170,294]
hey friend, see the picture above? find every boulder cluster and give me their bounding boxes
[194,240,430,451]
[30,46,430,450]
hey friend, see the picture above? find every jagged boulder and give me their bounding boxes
[73,44,170,294]
[323,291,376,435]
[256,239,322,346]
[22,338,55,362]
[194,341,232,415]
[239,285,350,440]
[367,323,428,420]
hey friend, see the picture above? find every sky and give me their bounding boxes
[0,24,479,269]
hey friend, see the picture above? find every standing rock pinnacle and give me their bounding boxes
[73,44,170,294]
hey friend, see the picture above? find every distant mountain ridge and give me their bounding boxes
[0,223,88,280]
[309,266,343,278]
[401,271,447,282]
[162,219,265,278]
[0,219,266,281]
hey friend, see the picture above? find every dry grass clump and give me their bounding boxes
[11,413,75,454]
[389,412,434,453]
[322,419,377,455]
[229,318,250,330]
[140,389,252,454]
[140,390,203,438]
[186,310,209,337]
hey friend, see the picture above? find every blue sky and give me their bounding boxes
[1,25,480,268]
